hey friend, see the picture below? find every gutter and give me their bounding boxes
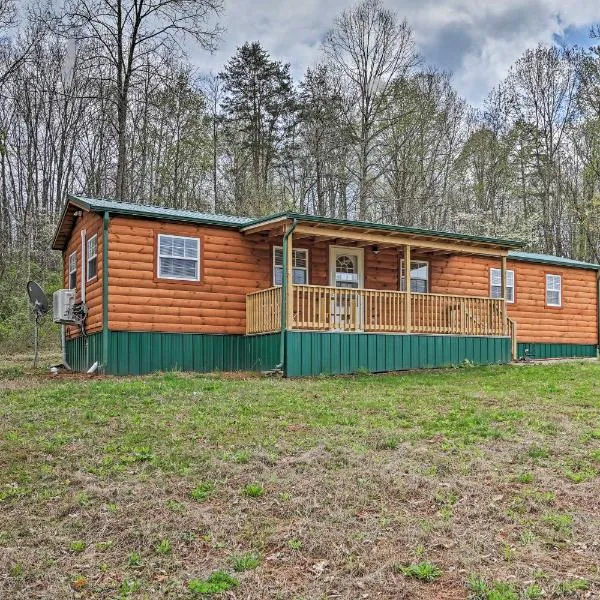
[276,219,298,373]
[102,211,109,373]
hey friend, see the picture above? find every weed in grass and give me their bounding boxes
[590,449,600,462]
[555,578,589,594]
[95,540,113,552]
[542,512,573,534]
[562,460,597,483]
[467,576,519,600]
[188,571,239,595]
[106,503,119,513]
[127,552,142,567]
[70,575,87,591]
[9,564,24,578]
[527,445,550,460]
[519,530,535,545]
[190,482,215,502]
[395,561,442,582]
[166,498,185,512]
[288,539,302,550]
[119,578,142,596]
[132,446,154,462]
[375,436,399,450]
[524,584,543,599]
[517,472,533,484]
[75,492,90,507]
[69,540,86,553]
[229,551,260,572]
[243,483,264,498]
[501,543,515,562]
[155,539,171,555]
[226,449,250,464]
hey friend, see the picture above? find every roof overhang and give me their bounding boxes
[51,196,92,251]
[241,213,524,257]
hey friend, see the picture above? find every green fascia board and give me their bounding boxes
[508,250,600,271]
[242,211,525,249]
[68,195,252,228]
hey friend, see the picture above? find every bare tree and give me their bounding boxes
[51,0,223,200]
[321,0,417,219]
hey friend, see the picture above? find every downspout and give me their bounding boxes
[102,212,110,373]
[276,219,298,372]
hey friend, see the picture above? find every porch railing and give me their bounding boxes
[246,286,282,334]
[246,284,509,337]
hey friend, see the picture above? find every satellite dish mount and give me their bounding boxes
[26,281,50,368]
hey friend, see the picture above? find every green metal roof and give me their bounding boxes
[242,211,525,248]
[69,195,252,227]
[53,197,599,269]
[508,250,600,271]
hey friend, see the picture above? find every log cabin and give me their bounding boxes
[52,195,600,376]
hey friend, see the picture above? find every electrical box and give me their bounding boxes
[53,289,76,323]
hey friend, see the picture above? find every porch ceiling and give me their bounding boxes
[241,215,520,257]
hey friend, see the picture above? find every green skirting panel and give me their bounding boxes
[285,331,511,377]
[107,331,279,375]
[517,342,598,360]
[67,331,280,374]
[65,332,104,372]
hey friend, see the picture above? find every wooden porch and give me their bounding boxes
[247,285,516,341]
[242,214,519,358]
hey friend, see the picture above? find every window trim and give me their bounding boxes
[545,273,562,307]
[156,233,201,282]
[273,246,309,286]
[399,259,429,294]
[489,268,515,304]
[68,251,77,290]
[86,234,98,282]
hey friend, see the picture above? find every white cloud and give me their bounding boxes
[188,0,600,105]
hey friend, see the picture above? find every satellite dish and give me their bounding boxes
[27,281,49,317]
[26,281,49,369]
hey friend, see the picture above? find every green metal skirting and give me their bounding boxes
[67,331,280,375]
[517,342,598,360]
[285,331,511,377]
[65,332,104,372]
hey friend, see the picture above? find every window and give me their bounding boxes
[273,247,308,285]
[490,268,515,303]
[157,234,200,281]
[87,235,97,281]
[546,274,562,307]
[400,260,429,293]
[68,252,77,289]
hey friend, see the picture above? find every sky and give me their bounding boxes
[189,0,600,106]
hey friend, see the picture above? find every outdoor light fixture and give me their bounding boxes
[372,245,380,255]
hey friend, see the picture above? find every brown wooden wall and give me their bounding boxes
[107,217,271,334]
[431,255,598,344]
[60,214,597,344]
[62,210,103,337]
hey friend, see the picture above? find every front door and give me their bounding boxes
[329,246,364,330]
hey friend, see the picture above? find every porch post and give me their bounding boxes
[500,255,507,334]
[286,229,294,329]
[405,244,412,333]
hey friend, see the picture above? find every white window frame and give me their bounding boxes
[546,274,562,307]
[400,259,429,294]
[68,252,77,290]
[157,234,200,282]
[273,246,309,286]
[86,234,98,281]
[490,268,515,303]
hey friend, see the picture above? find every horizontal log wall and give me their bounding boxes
[107,217,271,334]
[430,255,598,345]
[63,210,103,337]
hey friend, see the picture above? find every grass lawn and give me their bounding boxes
[1,357,599,599]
